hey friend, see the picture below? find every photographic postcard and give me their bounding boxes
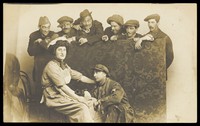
[3,3,197,123]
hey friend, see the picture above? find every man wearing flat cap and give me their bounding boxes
[143,13,174,76]
[27,16,55,101]
[73,9,104,45]
[122,20,142,40]
[135,14,167,49]
[102,14,126,41]
[91,64,134,123]
[55,16,77,44]
[132,14,174,122]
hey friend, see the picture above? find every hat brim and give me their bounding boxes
[92,68,110,77]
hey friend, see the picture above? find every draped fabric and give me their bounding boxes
[65,38,168,122]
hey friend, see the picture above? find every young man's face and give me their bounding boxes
[126,26,137,37]
[55,46,67,60]
[93,71,106,82]
[148,19,158,32]
[60,21,72,34]
[40,23,51,36]
[81,15,93,30]
[110,21,121,34]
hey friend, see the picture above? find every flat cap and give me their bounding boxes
[124,20,140,28]
[93,64,110,77]
[107,14,124,26]
[144,14,160,22]
[80,9,92,19]
[38,16,50,26]
[57,16,73,27]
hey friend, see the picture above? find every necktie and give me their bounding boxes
[60,61,66,70]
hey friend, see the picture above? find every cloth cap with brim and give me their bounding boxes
[57,16,74,27]
[93,64,110,77]
[124,20,140,28]
[48,40,69,55]
[80,9,92,19]
[144,14,160,22]
[107,14,124,26]
[38,16,50,26]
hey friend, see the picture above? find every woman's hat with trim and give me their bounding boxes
[48,40,69,55]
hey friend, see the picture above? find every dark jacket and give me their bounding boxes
[27,30,55,83]
[104,27,126,40]
[118,33,143,40]
[146,28,174,80]
[74,19,104,45]
[56,28,77,38]
[92,78,134,123]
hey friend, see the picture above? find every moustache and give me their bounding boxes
[149,26,154,29]
[63,28,70,30]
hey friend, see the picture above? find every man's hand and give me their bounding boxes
[45,37,51,43]
[135,38,143,50]
[73,25,82,31]
[34,38,42,43]
[66,36,76,44]
[102,35,109,41]
[135,34,154,49]
[141,34,154,41]
[93,100,101,107]
[84,91,92,100]
[66,38,73,44]
[93,100,104,114]
[133,37,140,42]
[79,38,88,45]
[110,35,118,41]
[78,96,89,107]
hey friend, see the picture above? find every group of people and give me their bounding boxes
[27,9,174,123]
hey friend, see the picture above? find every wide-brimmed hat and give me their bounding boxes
[107,14,124,26]
[80,9,92,19]
[93,64,110,77]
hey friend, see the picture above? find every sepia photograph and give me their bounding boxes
[3,3,197,123]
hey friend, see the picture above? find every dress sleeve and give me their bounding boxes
[69,68,83,81]
[46,62,66,87]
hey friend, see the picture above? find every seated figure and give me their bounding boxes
[41,40,96,122]
[91,64,135,123]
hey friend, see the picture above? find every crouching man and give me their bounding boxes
[91,64,135,123]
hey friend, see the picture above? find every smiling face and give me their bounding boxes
[110,21,121,34]
[60,21,72,34]
[93,70,106,82]
[126,26,138,37]
[81,15,93,30]
[55,46,67,60]
[40,23,50,36]
[148,19,159,32]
